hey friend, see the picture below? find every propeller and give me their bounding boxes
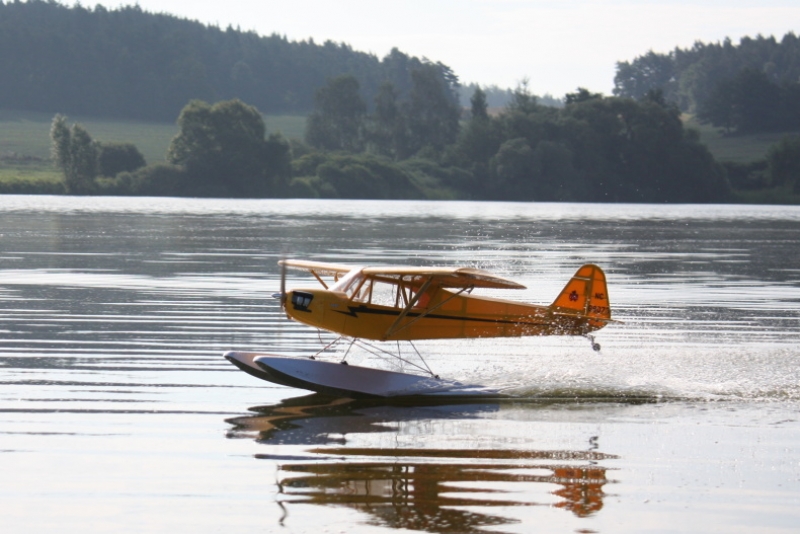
[272,257,288,315]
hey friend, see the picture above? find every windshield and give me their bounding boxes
[330,267,365,297]
[330,269,430,308]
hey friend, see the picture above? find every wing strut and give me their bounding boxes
[383,281,472,340]
[310,271,329,289]
[381,277,432,339]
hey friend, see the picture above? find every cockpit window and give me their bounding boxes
[331,269,365,299]
[331,270,432,308]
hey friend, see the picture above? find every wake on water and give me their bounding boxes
[320,335,800,403]
[472,345,800,402]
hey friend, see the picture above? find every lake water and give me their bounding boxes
[1,195,799,533]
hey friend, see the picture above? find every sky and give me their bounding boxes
[93,0,800,97]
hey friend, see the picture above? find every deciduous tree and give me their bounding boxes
[367,82,409,159]
[97,143,146,177]
[767,135,800,189]
[168,99,289,196]
[405,63,461,155]
[50,114,98,194]
[305,75,367,152]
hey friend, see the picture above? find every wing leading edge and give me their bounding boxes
[280,260,526,290]
[280,259,355,277]
[361,266,526,290]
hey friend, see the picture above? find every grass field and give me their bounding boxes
[683,115,800,163]
[0,109,307,189]
[0,109,177,163]
[0,109,306,164]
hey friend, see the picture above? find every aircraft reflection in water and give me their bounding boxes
[226,394,617,533]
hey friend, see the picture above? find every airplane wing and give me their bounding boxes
[361,266,526,290]
[279,259,357,288]
[279,259,356,277]
[280,260,525,291]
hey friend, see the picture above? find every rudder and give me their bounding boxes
[551,264,611,326]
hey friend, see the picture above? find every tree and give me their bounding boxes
[305,75,367,152]
[50,115,71,175]
[1,2,455,120]
[530,140,581,200]
[613,51,677,101]
[729,69,782,132]
[698,68,784,133]
[490,138,536,199]
[97,143,146,177]
[312,153,423,199]
[470,87,489,120]
[507,79,538,114]
[405,63,461,155]
[615,33,800,114]
[767,135,800,189]
[565,88,603,105]
[696,77,737,132]
[588,96,726,202]
[168,99,289,196]
[263,133,293,193]
[50,114,97,194]
[498,81,561,149]
[367,81,409,159]
[454,87,504,185]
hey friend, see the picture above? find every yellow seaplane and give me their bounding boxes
[225,260,615,398]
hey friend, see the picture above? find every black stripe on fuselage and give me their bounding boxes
[334,304,553,327]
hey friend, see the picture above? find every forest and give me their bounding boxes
[49,85,732,203]
[0,0,459,120]
[614,33,800,135]
[2,1,799,202]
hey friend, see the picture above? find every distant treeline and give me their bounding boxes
[51,86,747,202]
[459,83,563,110]
[614,34,800,134]
[296,82,730,202]
[6,1,799,201]
[0,0,459,121]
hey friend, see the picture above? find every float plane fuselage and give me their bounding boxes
[279,261,613,342]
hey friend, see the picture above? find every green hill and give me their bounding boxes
[0,1,458,121]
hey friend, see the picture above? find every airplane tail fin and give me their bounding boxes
[550,264,612,329]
